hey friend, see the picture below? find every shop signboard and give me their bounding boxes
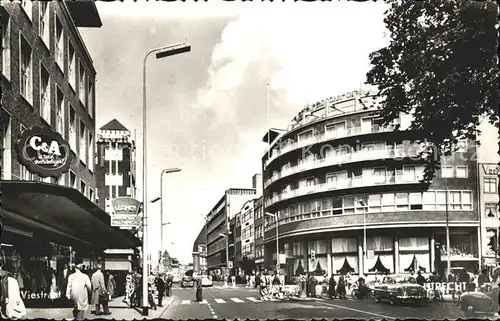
[15,126,72,178]
[111,197,142,228]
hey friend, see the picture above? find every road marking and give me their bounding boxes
[214,299,226,303]
[246,297,260,302]
[230,297,244,303]
[213,316,218,319]
[181,300,190,305]
[316,301,395,320]
[199,299,208,304]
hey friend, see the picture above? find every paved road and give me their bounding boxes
[165,285,466,319]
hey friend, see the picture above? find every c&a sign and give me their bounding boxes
[15,126,72,178]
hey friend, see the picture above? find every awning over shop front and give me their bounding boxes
[0,180,141,249]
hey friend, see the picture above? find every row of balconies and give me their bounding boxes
[265,173,422,207]
[264,122,396,168]
[264,147,418,188]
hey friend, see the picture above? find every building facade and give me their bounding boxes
[192,225,207,273]
[206,188,256,275]
[0,1,139,308]
[262,90,480,281]
[254,197,265,272]
[94,118,136,213]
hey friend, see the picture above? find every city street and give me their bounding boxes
[165,285,466,319]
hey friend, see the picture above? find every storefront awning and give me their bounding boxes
[0,180,141,249]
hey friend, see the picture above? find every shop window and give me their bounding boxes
[485,177,497,193]
[441,166,454,178]
[456,166,468,178]
[410,192,423,210]
[395,192,409,211]
[485,203,497,218]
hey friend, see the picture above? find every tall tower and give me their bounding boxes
[95,119,136,214]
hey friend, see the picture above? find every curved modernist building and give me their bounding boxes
[262,90,480,279]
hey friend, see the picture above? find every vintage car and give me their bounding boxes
[201,275,213,287]
[372,275,429,306]
[181,270,195,287]
[459,284,498,318]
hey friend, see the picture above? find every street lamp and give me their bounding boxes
[141,43,190,316]
[265,212,279,270]
[156,168,182,264]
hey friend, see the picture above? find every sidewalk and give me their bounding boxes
[25,295,175,320]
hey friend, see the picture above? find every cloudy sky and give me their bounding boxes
[79,0,390,263]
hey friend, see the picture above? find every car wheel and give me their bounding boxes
[389,297,396,305]
[375,295,381,303]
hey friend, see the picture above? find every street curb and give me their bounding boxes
[158,296,176,318]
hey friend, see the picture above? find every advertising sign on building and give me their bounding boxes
[111,197,141,228]
[15,126,73,178]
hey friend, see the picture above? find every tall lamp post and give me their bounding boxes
[265,212,279,271]
[358,200,367,275]
[142,42,190,316]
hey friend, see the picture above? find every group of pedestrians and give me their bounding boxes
[256,271,283,301]
[154,273,173,307]
[66,263,117,320]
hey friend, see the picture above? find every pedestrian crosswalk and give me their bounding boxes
[180,297,262,305]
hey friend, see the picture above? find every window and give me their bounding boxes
[485,203,498,218]
[69,171,77,189]
[20,165,32,180]
[80,180,86,196]
[79,120,87,164]
[56,87,65,136]
[395,192,409,211]
[69,106,77,152]
[441,165,454,178]
[20,0,33,20]
[298,130,313,142]
[19,35,33,104]
[79,62,86,104]
[462,191,472,210]
[55,16,64,69]
[403,166,416,182]
[88,132,94,171]
[381,193,395,212]
[1,20,11,79]
[449,191,462,210]
[423,191,436,210]
[39,1,50,46]
[326,173,337,187]
[40,64,50,124]
[87,78,94,117]
[343,196,355,214]
[325,122,346,138]
[410,192,423,210]
[485,177,497,193]
[68,42,76,89]
[356,195,368,213]
[456,166,468,178]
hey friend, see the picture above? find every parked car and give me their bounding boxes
[201,275,213,287]
[459,284,498,318]
[373,275,429,306]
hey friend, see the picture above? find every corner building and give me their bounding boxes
[262,90,480,281]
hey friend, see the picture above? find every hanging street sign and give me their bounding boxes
[110,197,142,228]
[15,126,72,178]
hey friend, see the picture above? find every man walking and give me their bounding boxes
[155,273,166,307]
[91,264,106,315]
[66,263,92,320]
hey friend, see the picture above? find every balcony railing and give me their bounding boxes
[265,173,422,207]
[264,146,417,188]
[264,123,396,168]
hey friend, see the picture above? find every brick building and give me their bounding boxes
[94,118,136,213]
[0,1,139,307]
[262,89,481,281]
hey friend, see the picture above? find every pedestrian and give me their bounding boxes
[57,263,70,301]
[479,268,490,288]
[308,274,316,298]
[194,273,203,302]
[259,273,268,301]
[336,275,346,299]
[155,273,166,307]
[416,271,425,286]
[107,271,116,299]
[328,275,337,299]
[66,263,92,320]
[90,264,106,315]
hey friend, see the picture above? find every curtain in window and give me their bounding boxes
[332,255,358,274]
[291,258,305,276]
[364,255,377,273]
[415,253,430,272]
[309,240,328,254]
[366,236,393,251]
[346,256,359,273]
[399,237,429,251]
[308,257,328,274]
[292,242,303,256]
[399,253,416,272]
[379,254,394,273]
[331,238,357,253]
